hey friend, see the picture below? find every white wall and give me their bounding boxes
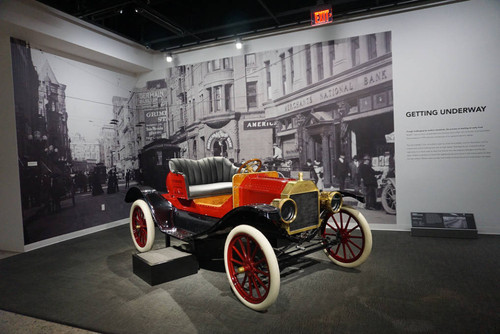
[1,0,499,251]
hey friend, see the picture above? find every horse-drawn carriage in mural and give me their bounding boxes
[125,156,372,311]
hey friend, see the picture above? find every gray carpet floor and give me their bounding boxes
[0,225,498,334]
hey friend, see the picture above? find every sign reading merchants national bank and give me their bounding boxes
[268,65,392,118]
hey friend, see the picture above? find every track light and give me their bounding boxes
[165,53,173,63]
[235,38,242,50]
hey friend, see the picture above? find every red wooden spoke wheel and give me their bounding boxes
[224,225,280,311]
[129,200,155,252]
[321,207,372,268]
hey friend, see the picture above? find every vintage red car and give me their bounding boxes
[125,157,372,311]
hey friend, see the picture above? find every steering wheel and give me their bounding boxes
[237,159,262,173]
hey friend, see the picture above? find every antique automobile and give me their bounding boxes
[125,157,372,311]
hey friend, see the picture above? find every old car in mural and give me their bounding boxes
[125,157,372,311]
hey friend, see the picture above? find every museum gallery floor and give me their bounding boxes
[0,225,498,334]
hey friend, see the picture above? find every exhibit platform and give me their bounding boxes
[0,224,498,334]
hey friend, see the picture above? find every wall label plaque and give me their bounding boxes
[411,212,477,238]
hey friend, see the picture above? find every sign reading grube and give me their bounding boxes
[137,88,168,143]
[206,130,234,150]
[268,65,392,118]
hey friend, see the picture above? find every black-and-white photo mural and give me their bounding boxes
[11,38,137,244]
[12,31,395,244]
[152,31,396,222]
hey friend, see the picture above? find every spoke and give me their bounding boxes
[254,267,270,277]
[246,238,252,260]
[330,215,342,231]
[347,225,360,234]
[251,242,259,259]
[238,238,247,259]
[333,243,341,255]
[345,215,352,230]
[345,241,356,259]
[253,273,269,293]
[230,258,244,266]
[254,257,266,266]
[347,238,362,251]
[249,274,262,298]
[232,245,245,263]
[241,273,248,287]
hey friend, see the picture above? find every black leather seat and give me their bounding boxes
[168,157,238,198]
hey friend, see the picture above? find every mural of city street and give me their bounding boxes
[11,31,396,245]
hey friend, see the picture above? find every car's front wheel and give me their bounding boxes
[224,225,280,311]
[130,199,155,252]
[321,206,372,268]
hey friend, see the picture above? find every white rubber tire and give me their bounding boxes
[129,199,155,252]
[224,224,280,311]
[323,206,372,268]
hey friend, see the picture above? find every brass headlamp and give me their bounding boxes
[320,191,343,213]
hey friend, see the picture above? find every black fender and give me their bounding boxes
[339,190,365,204]
[124,185,158,203]
[126,186,173,231]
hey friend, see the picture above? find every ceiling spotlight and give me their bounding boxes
[235,38,242,50]
[165,53,173,63]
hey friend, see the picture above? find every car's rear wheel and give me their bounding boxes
[224,225,280,311]
[321,206,372,268]
[130,199,155,252]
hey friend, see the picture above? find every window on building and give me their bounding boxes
[207,88,213,113]
[190,65,195,86]
[305,44,312,85]
[328,40,335,76]
[193,140,197,159]
[246,81,257,108]
[223,57,231,69]
[245,54,256,67]
[367,34,377,60]
[212,59,221,71]
[265,61,272,100]
[192,98,196,120]
[316,43,324,80]
[225,84,232,111]
[351,37,360,66]
[214,86,222,112]
[280,53,287,95]
[288,48,294,91]
[385,31,392,53]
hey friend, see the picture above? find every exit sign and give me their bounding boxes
[311,6,333,26]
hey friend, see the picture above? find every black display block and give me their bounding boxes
[133,247,199,285]
[410,212,478,239]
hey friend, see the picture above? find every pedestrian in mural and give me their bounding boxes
[107,169,115,194]
[359,155,383,210]
[313,159,324,191]
[349,155,361,193]
[334,153,349,191]
[91,171,104,196]
[273,143,283,159]
[125,170,130,188]
[305,159,317,183]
